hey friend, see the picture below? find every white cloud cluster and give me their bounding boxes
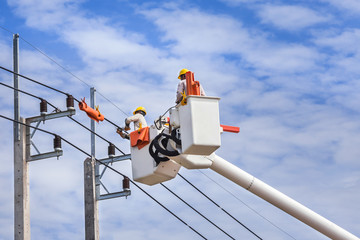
[323,0,360,14]
[257,4,330,31]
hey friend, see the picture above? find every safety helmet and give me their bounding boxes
[133,106,147,115]
[178,68,189,79]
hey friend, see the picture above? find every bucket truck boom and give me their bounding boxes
[128,72,359,239]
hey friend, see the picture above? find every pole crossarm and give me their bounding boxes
[25,109,76,162]
[98,154,131,164]
[26,109,75,124]
[96,154,132,201]
[27,150,63,162]
[99,191,131,201]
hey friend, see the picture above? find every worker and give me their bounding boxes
[117,106,148,139]
[176,68,206,104]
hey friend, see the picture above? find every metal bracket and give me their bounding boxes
[98,154,131,164]
[27,150,63,162]
[99,191,131,201]
[26,109,76,162]
[27,109,76,124]
[96,154,132,200]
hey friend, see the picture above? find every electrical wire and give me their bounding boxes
[0,27,128,117]
[0,25,14,35]
[160,182,236,240]
[1,78,217,238]
[1,27,292,239]
[0,65,70,96]
[0,80,125,155]
[198,170,297,240]
[2,72,290,239]
[1,65,294,240]
[68,116,126,155]
[178,173,263,240]
[0,114,207,240]
[0,81,58,110]
[0,65,127,131]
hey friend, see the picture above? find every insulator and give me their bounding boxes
[53,135,62,151]
[108,143,115,157]
[40,99,47,115]
[123,177,130,191]
[66,95,75,110]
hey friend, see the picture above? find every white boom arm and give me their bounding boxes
[208,154,359,240]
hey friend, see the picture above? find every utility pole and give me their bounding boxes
[13,33,31,240]
[83,88,131,239]
[84,87,99,240]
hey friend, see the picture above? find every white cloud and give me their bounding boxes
[7,0,84,30]
[257,4,330,31]
[323,0,360,14]
[314,29,360,54]
[141,6,322,79]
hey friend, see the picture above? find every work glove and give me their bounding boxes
[116,128,122,134]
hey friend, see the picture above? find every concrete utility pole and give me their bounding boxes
[83,87,131,239]
[84,87,99,240]
[13,33,31,240]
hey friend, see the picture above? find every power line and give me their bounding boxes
[1,27,286,239]
[68,116,125,155]
[0,114,207,240]
[0,79,125,155]
[0,65,126,130]
[160,182,236,240]
[1,80,227,238]
[0,26,129,117]
[19,37,129,117]
[198,170,297,240]
[1,79,215,238]
[1,65,292,240]
[0,65,70,96]
[178,173,263,240]
[0,25,14,35]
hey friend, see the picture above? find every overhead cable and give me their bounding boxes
[0,27,128,117]
[0,81,125,155]
[1,80,229,238]
[0,114,207,240]
[161,182,236,240]
[0,65,70,96]
[198,170,297,240]
[178,173,263,240]
[0,65,126,130]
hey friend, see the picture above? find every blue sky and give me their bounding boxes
[0,0,360,239]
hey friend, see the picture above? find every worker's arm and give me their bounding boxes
[125,114,147,130]
[125,114,141,125]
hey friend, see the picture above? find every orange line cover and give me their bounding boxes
[78,98,104,122]
[130,127,150,150]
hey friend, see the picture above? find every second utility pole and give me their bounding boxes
[84,87,99,240]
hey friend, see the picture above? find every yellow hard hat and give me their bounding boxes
[178,68,189,79]
[133,106,146,115]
